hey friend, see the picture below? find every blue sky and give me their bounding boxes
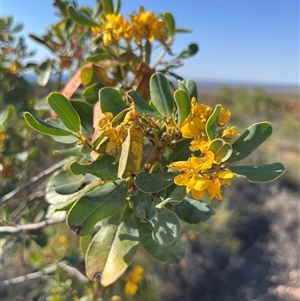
[1,0,299,85]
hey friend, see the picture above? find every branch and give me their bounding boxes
[1,260,89,287]
[0,158,69,204]
[0,217,65,234]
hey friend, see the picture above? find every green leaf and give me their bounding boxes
[181,79,198,99]
[205,104,222,140]
[164,12,175,37]
[150,73,174,118]
[135,217,185,263]
[53,145,83,156]
[85,210,139,286]
[226,122,273,163]
[102,0,114,14]
[47,92,81,133]
[209,138,233,162]
[80,235,92,257]
[99,87,128,117]
[134,190,163,221]
[67,6,99,27]
[81,66,94,86]
[228,163,286,183]
[70,154,118,180]
[175,28,192,33]
[46,118,78,144]
[170,43,198,63]
[37,59,53,86]
[155,185,186,209]
[0,105,15,126]
[127,90,163,120]
[67,180,128,236]
[24,112,73,136]
[134,172,176,193]
[174,89,191,126]
[152,209,181,245]
[83,83,104,104]
[51,172,86,195]
[86,53,110,63]
[114,0,121,14]
[163,139,191,164]
[45,171,100,210]
[169,197,214,223]
[70,100,93,133]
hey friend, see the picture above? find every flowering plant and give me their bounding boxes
[24,0,285,287]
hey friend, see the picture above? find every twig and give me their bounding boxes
[0,217,65,234]
[1,260,89,287]
[0,158,69,204]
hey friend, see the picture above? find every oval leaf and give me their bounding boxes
[68,6,99,27]
[155,185,186,209]
[164,12,175,37]
[67,180,128,236]
[24,112,73,136]
[81,66,94,86]
[70,154,118,180]
[228,162,286,183]
[37,59,52,86]
[134,172,176,193]
[45,171,100,211]
[209,138,233,162]
[127,90,163,120]
[47,92,81,133]
[150,73,174,118]
[182,79,198,99]
[152,209,181,245]
[205,104,222,140]
[169,197,214,224]
[135,216,185,263]
[227,122,273,163]
[99,87,128,117]
[84,83,104,104]
[174,89,191,126]
[85,211,139,286]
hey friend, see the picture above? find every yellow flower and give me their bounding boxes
[206,170,235,200]
[126,265,144,283]
[0,130,6,147]
[130,126,144,156]
[170,150,235,200]
[218,108,231,126]
[97,14,132,46]
[130,6,167,44]
[124,281,138,296]
[124,265,144,296]
[105,127,121,154]
[221,126,240,140]
[169,152,215,200]
[98,112,113,130]
[9,62,18,74]
[180,117,206,138]
[57,235,67,245]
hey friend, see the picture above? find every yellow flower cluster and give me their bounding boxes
[97,110,144,156]
[169,98,239,201]
[124,265,144,296]
[92,6,167,46]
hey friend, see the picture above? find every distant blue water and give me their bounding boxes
[24,73,70,83]
[24,73,299,93]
